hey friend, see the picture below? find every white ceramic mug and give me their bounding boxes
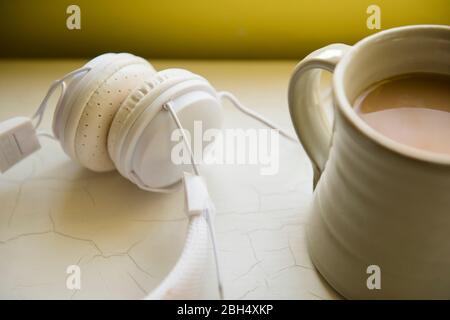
[288,25,450,299]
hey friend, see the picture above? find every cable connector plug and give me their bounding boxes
[0,117,41,173]
[183,172,211,217]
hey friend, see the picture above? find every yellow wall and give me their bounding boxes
[0,0,448,58]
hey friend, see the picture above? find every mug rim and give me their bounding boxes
[334,24,450,166]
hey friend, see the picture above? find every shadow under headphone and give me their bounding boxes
[0,53,298,299]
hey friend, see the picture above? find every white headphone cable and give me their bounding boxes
[163,102,225,300]
[31,67,91,135]
[217,91,299,143]
[163,102,200,176]
[36,130,58,140]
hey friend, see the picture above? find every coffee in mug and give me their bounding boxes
[353,73,450,155]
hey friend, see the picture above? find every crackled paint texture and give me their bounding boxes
[0,60,340,299]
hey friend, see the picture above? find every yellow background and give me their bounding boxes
[0,0,448,58]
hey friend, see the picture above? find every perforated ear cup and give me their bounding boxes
[108,69,198,163]
[74,63,156,171]
[52,53,156,172]
[53,53,118,140]
[52,53,117,139]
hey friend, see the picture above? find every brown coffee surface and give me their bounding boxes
[354,73,450,155]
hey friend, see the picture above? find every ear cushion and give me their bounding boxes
[52,53,117,140]
[54,53,157,172]
[74,63,156,171]
[107,69,200,167]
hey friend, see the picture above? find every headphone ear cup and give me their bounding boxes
[53,53,157,172]
[53,53,119,140]
[107,69,197,168]
[109,69,223,190]
[74,63,156,172]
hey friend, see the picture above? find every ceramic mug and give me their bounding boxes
[288,25,450,299]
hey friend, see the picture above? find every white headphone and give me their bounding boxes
[0,52,298,299]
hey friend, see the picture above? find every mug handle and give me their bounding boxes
[288,44,351,187]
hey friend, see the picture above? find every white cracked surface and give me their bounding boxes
[0,60,340,299]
